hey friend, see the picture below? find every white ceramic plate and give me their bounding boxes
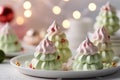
[10,54,120,78]
[6,43,35,57]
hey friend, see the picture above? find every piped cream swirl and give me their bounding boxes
[76,37,98,55]
[36,38,56,54]
[47,21,61,34]
[93,26,110,43]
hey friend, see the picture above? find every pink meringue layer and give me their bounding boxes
[36,38,56,54]
[47,21,61,34]
[93,26,110,43]
[101,2,115,12]
[77,37,98,55]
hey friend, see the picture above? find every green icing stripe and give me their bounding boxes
[100,50,114,62]
[0,42,21,53]
[0,34,18,43]
[34,52,58,61]
[73,61,103,71]
[76,54,101,64]
[31,58,62,70]
[57,48,72,62]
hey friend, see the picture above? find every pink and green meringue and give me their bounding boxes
[72,37,103,71]
[94,2,120,35]
[92,26,114,69]
[92,26,111,50]
[46,21,72,63]
[31,38,62,70]
[0,23,22,53]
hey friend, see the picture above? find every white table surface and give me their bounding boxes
[1,59,120,80]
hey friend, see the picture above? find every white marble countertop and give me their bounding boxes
[1,59,120,80]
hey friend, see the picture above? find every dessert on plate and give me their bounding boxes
[23,29,41,46]
[46,21,72,63]
[0,23,22,53]
[72,37,103,71]
[92,26,115,69]
[94,2,120,35]
[29,37,62,70]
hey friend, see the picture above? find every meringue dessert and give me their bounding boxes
[72,37,103,71]
[46,21,72,63]
[23,29,41,46]
[0,23,22,53]
[94,2,120,35]
[92,26,114,69]
[30,38,62,70]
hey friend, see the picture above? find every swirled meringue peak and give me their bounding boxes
[47,21,61,34]
[77,37,98,55]
[36,38,56,54]
[93,26,110,43]
[101,2,115,12]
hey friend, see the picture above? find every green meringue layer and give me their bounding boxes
[73,61,103,71]
[34,52,58,61]
[0,34,21,53]
[49,33,66,42]
[73,54,103,71]
[57,48,72,62]
[48,33,72,63]
[31,52,62,70]
[99,43,112,51]
[75,54,101,64]
[54,40,69,49]
[31,58,62,70]
[99,50,114,62]
[103,62,113,69]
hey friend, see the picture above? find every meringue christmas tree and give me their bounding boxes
[94,2,120,35]
[92,26,114,69]
[0,23,22,53]
[72,37,103,71]
[46,21,72,63]
[30,38,62,70]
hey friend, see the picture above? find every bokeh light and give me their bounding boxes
[62,19,70,29]
[52,6,61,15]
[16,16,24,25]
[63,0,70,2]
[88,3,96,11]
[24,10,32,18]
[23,1,31,9]
[72,10,81,19]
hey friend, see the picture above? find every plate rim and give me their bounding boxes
[10,54,120,78]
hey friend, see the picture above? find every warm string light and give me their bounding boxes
[43,0,98,28]
[72,10,81,19]
[15,0,98,28]
[63,0,70,2]
[23,1,32,18]
[23,1,31,9]
[62,19,70,29]
[52,6,61,15]
[16,16,24,25]
[24,10,32,18]
[14,0,33,25]
[88,3,96,11]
